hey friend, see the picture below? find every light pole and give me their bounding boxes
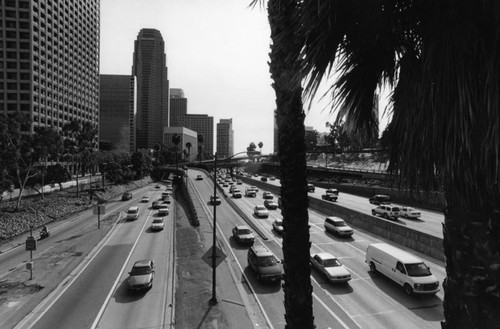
[210,153,218,304]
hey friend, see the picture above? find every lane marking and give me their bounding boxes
[91,208,153,329]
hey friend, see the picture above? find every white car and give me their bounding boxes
[158,206,169,216]
[126,206,140,220]
[371,204,401,220]
[324,217,353,237]
[254,205,269,218]
[399,206,422,219]
[151,218,164,231]
[310,253,351,283]
[127,259,155,291]
[141,196,150,203]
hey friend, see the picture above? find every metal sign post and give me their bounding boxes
[93,205,106,229]
[25,227,36,280]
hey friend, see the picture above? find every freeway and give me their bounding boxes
[191,169,445,329]
[247,174,445,239]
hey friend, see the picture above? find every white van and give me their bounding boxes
[365,243,440,295]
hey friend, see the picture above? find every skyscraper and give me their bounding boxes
[169,88,187,127]
[177,114,214,158]
[99,75,135,153]
[132,28,169,150]
[217,119,233,158]
[0,0,100,134]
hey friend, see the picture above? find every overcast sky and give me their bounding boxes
[100,0,387,154]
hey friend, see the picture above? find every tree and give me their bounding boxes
[297,1,500,327]
[0,113,39,210]
[31,126,64,198]
[258,141,263,151]
[197,134,204,164]
[172,133,182,169]
[256,0,315,327]
[45,164,72,190]
[185,142,192,162]
[304,129,319,151]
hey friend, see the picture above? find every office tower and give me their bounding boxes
[132,28,169,150]
[169,88,187,127]
[177,114,214,158]
[0,0,100,134]
[163,127,197,162]
[217,119,233,158]
[99,75,135,153]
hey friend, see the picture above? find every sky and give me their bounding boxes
[100,0,390,155]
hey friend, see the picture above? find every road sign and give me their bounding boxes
[93,205,106,215]
[26,236,36,251]
[202,246,226,269]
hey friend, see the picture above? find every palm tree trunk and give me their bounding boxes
[441,189,500,328]
[268,1,314,328]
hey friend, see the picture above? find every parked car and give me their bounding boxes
[126,206,140,220]
[254,205,269,218]
[247,245,283,282]
[307,183,315,192]
[210,195,221,205]
[232,225,255,245]
[196,174,203,180]
[260,176,268,182]
[372,204,401,220]
[272,219,284,235]
[121,192,133,201]
[310,253,351,283]
[141,196,150,203]
[262,192,274,199]
[369,194,391,205]
[324,217,353,237]
[321,193,338,202]
[245,188,257,197]
[366,243,439,295]
[152,200,163,209]
[229,185,237,193]
[127,259,155,291]
[151,218,164,231]
[399,206,422,219]
[264,200,279,210]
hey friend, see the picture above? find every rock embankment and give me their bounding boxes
[0,178,152,243]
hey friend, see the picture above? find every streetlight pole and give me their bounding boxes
[210,153,218,304]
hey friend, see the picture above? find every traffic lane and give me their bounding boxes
[30,203,153,329]
[96,205,175,329]
[307,213,444,328]
[31,243,132,329]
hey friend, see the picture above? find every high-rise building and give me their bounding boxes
[99,75,135,153]
[177,114,214,158]
[132,28,169,150]
[217,118,233,158]
[163,127,197,163]
[0,0,100,134]
[169,88,187,127]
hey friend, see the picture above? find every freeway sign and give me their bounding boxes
[202,246,226,269]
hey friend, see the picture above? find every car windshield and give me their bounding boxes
[405,262,432,276]
[257,256,278,266]
[131,265,152,275]
[238,229,252,235]
[322,258,341,267]
[256,206,266,211]
[152,219,163,224]
[333,220,346,227]
[128,209,138,214]
[275,221,283,227]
